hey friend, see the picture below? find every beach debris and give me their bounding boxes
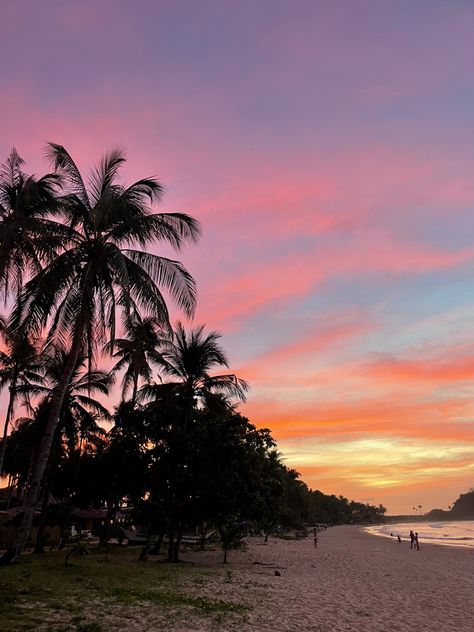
[274,569,281,576]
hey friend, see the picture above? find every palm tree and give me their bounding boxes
[105,313,167,407]
[140,322,248,426]
[42,344,111,455]
[139,326,247,565]
[14,144,200,549]
[0,325,46,477]
[0,148,66,299]
[7,350,111,553]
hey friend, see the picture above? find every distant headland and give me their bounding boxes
[386,488,474,522]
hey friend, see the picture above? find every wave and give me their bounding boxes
[365,520,474,549]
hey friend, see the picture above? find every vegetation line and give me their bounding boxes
[0,145,384,574]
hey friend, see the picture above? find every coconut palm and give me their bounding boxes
[105,313,167,407]
[0,326,46,477]
[0,148,66,299]
[14,143,200,549]
[4,351,110,549]
[42,344,111,455]
[140,322,248,426]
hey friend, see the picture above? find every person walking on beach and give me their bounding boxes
[414,532,420,551]
[313,527,318,548]
[409,530,415,549]
[397,535,402,543]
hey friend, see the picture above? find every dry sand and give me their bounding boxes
[170,525,474,632]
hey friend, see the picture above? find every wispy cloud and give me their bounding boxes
[2,0,474,513]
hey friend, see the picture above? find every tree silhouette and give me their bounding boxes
[105,313,167,407]
[139,322,248,429]
[0,148,66,299]
[0,324,45,477]
[14,144,199,550]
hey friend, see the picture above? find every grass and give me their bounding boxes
[0,546,249,631]
[112,586,247,613]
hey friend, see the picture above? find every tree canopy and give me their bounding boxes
[0,144,385,565]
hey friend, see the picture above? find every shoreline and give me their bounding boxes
[364,519,474,550]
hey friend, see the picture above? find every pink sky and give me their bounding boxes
[2,1,474,513]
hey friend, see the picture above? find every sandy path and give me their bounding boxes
[175,525,474,632]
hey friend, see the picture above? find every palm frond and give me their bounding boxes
[124,251,196,318]
[74,394,112,420]
[121,254,171,326]
[0,148,25,186]
[45,142,90,207]
[109,212,200,249]
[203,374,249,402]
[137,381,175,404]
[122,177,164,204]
[88,148,126,206]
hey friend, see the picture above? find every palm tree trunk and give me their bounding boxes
[183,381,194,432]
[0,380,17,478]
[173,525,182,563]
[131,372,138,408]
[151,530,164,555]
[199,521,208,551]
[15,324,84,553]
[33,469,50,554]
[167,528,174,562]
[6,473,14,510]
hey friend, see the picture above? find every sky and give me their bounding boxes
[1,0,474,514]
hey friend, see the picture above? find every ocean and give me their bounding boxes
[365,520,474,549]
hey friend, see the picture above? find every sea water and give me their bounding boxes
[365,520,474,549]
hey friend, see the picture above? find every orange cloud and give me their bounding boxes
[242,396,474,444]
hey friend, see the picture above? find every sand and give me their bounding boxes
[171,525,474,632]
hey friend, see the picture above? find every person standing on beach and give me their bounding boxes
[397,535,402,543]
[313,527,318,548]
[409,530,415,549]
[414,532,420,550]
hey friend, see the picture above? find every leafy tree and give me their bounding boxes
[251,450,286,541]
[188,408,283,561]
[146,403,277,563]
[14,144,199,549]
[307,490,385,524]
[102,404,151,507]
[2,418,42,501]
[49,403,150,514]
[279,467,311,528]
[218,518,246,564]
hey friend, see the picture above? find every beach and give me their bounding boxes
[170,525,474,632]
[3,525,474,631]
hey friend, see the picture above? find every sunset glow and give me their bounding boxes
[2,1,474,513]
